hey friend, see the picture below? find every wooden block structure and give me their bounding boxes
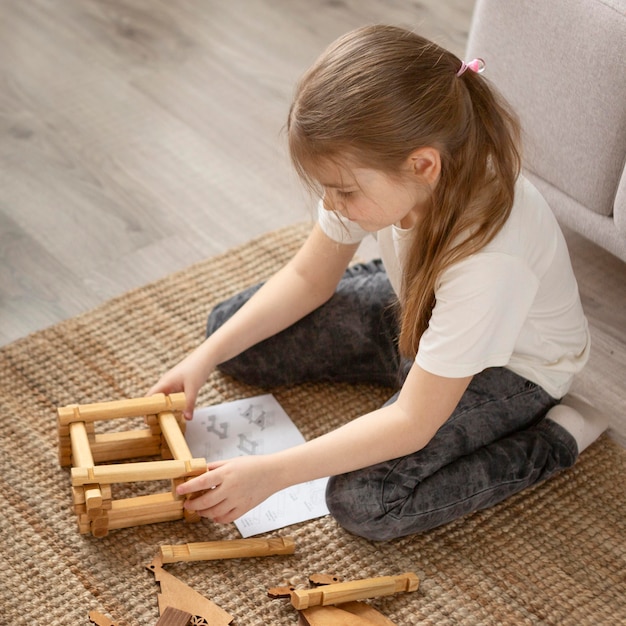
[58,393,207,537]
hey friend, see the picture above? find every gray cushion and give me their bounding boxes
[466,0,626,260]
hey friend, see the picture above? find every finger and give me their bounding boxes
[183,391,197,420]
[146,383,164,397]
[195,497,238,523]
[213,508,238,524]
[177,470,217,496]
[146,378,176,398]
[184,488,225,513]
[210,507,239,524]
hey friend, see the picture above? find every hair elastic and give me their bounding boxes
[456,58,485,77]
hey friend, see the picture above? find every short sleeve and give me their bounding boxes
[415,253,540,378]
[317,199,369,244]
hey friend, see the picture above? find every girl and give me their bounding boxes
[149,25,606,541]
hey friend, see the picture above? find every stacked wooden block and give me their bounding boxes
[58,393,206,537]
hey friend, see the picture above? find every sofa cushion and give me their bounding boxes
[466,0,626,220]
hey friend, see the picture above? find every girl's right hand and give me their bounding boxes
[147,344,215,419]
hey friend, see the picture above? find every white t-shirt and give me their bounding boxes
[318,176,590,398]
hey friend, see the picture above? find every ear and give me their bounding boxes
[406,147,441,187]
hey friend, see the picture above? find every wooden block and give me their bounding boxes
[77,518,91,534]
[75,498,112,516]
[69,422,95,468]
[338,602,397,626]
[58,404,81,427]
[59,422,94,438]
[73,484,112,504]
[290,573,419,610]
[86,505,102,521]
[310,574,342,586]
[88,609,118,626]
[107,509,183,531]
[59,448,71,465]
[92,526,109,538]
[268,585,296,599]
[90,429,162,462]
[159,412,193,461]
[145,414,162,430]
[183,508,201,523]
[69,423,104,510]
[161,444,175,460]
[74,504,87,516]
[299,605,382,626]
[57,393,186,426]
[72,486,85,506]
[160,537,296,563]
[58,410,92,467]
[109,492,179,512]
[155,606,192,626]
[91,514,110,538]
[87,505,106,521]
[71,458,206,485]
[147,411,184,426]
[106,493,184,530]
[85,485,103,510]
[147,557,234,626]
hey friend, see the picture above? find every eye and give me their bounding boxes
[336,190,354,198]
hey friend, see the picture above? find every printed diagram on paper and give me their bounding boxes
[186,394,329,537]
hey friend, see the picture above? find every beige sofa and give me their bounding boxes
[466,0,626,262]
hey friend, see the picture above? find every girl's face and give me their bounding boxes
[316,160,431,231]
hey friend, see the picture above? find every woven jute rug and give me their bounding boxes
[1,222,624,626]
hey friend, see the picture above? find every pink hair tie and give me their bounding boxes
[456,58,486,77]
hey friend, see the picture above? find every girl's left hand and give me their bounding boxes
[176,455,280,523]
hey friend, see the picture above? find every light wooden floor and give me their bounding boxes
[1,0,624,443]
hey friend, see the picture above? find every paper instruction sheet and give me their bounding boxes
[185,394,329,537]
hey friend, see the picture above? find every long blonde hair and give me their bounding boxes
[288,25,521,357]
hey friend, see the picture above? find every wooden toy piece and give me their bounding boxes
[68,419,107,528]
[290,573,419,610]
[158,411,193,461]
[146,555,233,626]
[58,392,207,536]
[298,605,383,626]
[71,458,206,485]
[155,606,193,626]
[58,393,185,467]
[84,485,103,510]
[73,484,112,510]
[106,492,188,531]
[171,477,201,523]
[268,585,296,599]
[309,573,342,586]
[58,393,186,426]
[88,610,118,626]
[336,602,398,626]
[160,536,296,563]
[69,421,95,467]
[90,428,162,462]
